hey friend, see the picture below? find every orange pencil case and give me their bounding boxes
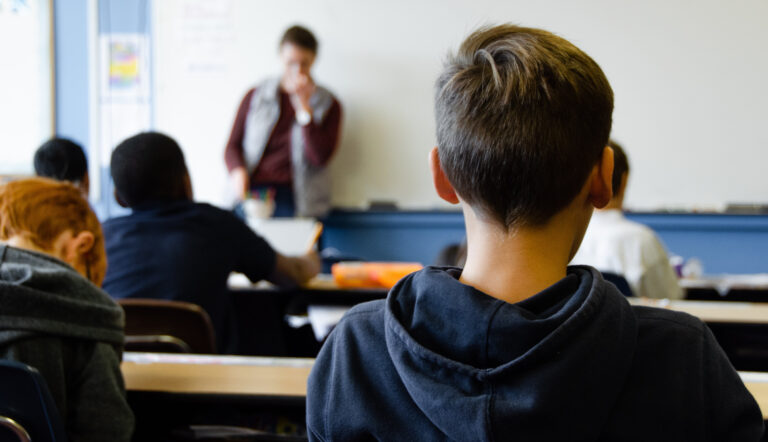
[331,262,424,289]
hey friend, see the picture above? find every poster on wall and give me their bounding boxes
[100,34,150,99]
[0,0,53,176]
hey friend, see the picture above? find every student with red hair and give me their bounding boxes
[0,178,133,440]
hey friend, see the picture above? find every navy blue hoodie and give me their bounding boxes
[307,266,764,441]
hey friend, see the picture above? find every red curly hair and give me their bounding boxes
[0,177,106,286]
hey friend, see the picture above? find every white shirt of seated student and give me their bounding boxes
[571,209,683,299]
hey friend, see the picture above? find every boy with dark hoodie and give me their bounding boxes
[0,178,133,441]
[306,25,764,440]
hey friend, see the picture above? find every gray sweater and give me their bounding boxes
[0,245,134,441]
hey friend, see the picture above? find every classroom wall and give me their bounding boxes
[150,0,768,211]
[57,1,768,212]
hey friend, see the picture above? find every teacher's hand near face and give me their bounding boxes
[293,73,316,112]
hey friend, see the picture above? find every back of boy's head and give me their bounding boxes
[111,132,189,207]
[435,24,614,228]
[608,139,629,194]
[34,138,88,183]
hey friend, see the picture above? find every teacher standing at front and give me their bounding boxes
[225,25,342,218]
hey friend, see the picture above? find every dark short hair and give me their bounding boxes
[110,132,189,207]
[280,25,318,54]
[608,139,629,195]
[34,138,88,183]
[435,24,614,228]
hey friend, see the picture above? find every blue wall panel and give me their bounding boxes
[53,0,90,147]
[321,211,466,266]
[627,213,768,274]
[321,210,768,274]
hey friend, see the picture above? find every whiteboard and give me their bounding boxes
[0,0,53,175]
[152,0,768,211]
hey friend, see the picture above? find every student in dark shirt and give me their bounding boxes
[306,25,764,440]
[102,132,319,353]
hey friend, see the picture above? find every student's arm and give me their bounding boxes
[69,343,134,442]
[702,325,765,441]
[270,251,321,286]
[301,99,342,167]
[232,215,320,286]
[225,89,256,198]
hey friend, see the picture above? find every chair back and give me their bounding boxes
[0,359,66,442]
[119,298,217,354]
[601,272,634,297]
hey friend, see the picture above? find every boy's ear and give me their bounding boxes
[183,172,194,201]
[589,146,614,208]
[61,230,95,265]
[114,189,129,208]
[72,231,95,255]
[429,147,459,204]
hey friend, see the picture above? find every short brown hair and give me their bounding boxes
[608,139,629,195]
[280,25,318,54]
[0,178,106,285]
[435,24,614,228]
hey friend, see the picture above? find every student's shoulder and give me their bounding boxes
[605,216,657,241]
[627,306,721,381]
[336,300,387,330]
[610,218,668,258]
[324,300,387,346]
[311,300,387,382]
[631,305,706,338]
[191,202,246,224]
[102,212,135,229]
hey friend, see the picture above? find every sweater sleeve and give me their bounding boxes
[702,325,765,441]
[224,88,256,172]
[302,98,342,167]
[68,343,134,442]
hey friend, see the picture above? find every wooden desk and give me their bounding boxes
[122,352,313,397]
[122,353,768,421]
[123,353,313,439]
[628,299,768,324]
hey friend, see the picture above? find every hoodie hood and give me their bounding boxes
[384,266,637,440]
[0,245,124,347]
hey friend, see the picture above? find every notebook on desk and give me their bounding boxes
[246,218,322,256]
